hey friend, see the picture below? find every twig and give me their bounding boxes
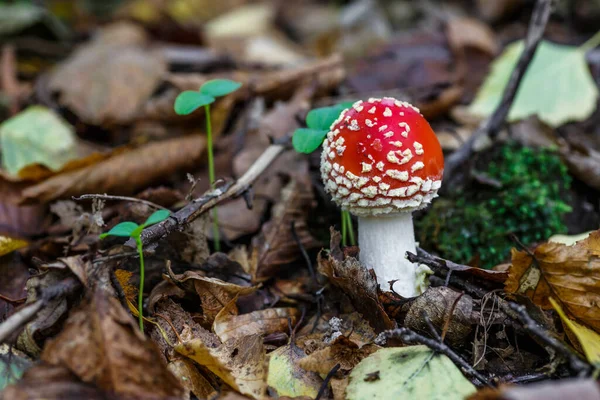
[376,328,493,387]
[508,302,591,376]
[443,0,553,181]
[133,143,286,247]
[315,363,340,400]
[73,194,166,210]
[0,293,26,304]
[291,220,317,286]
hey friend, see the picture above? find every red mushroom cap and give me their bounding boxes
[320,97,444,216]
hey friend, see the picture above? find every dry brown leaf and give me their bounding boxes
[20,135,205,204]
[506,231,600,331]
[167,358,218,400]
[213,297,299,342]
[175,333,268,400]
[250,178,320,280]
[115,269,137,303]
[318,229,395,333]
[445,17,498,57]
[48,22,166,125]
[298,336,379,375]
[42,288,183,399]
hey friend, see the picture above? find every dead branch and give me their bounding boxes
[443,0,553,181]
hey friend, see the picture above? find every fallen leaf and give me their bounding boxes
[267,344,323,399]
[42,287,184,399]
[298,336,379,375]
[167,358,218,400]
[445,17,498,57]
[115,269,137,303]
[0,253,29,323]
[346,346,476,400]
[469,40,599,127]
[467,378,600,400]
[176,333,268,400]
[505,230,600,331]
[0,235,27,257]
[0,106,77,178]
[317,229,395,333]
[0,344,31,392]
[214,298,299,342]
[48,22,166,125]
[20,134,205,204]
[251,178,320,280]
[0,3,68,38]
[550,297,600,367]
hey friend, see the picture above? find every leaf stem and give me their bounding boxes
[341,210,347,246]
[345,211,356,246]
[580,28,600,53]
[204,104,220,252]
[135,237,145,332]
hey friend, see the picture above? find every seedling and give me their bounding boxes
[292,102,356,246]
[100,209,171,331]
[173,79,242,252]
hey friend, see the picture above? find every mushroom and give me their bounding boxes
[320,97,444,297]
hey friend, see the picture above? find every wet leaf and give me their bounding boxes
[318,229,395,333]
[99,221,139,239]
[469,40,599,127]
[143,209,170,227]
[346,346,476,400]
[550,297,600,367]
[292,128,327,154]
[20,134,205,204]
[213,298,299,342]
[176,334,268,400]
[267,344,322,399]
[200,79,242,98]
[0,235,27,257]
[174,91,215,115]
[505,230,600,331]
[0,106,78,178]
[48,22,166,125]
[42,288,183,399]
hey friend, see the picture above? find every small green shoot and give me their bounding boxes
[291,102,356,246]
[100,209,171,331]
[173,79,242,252]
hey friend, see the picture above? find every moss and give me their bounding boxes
[416,142,571,269]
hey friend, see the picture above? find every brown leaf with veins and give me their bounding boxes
[506,231,600,331]
[20,135,205,204]
[48,22,166,125]
[175,333,268,400]
[213,297,299,342]
[318,229,395,333]
[298,336,379,375]
[41,288,184,399]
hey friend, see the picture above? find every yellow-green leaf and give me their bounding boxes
[267,344,322,398]
[469,40,599,127]
[0,106,78,177]
[0,236,28,257]
[550,297,600,367]
[346,346,476,400]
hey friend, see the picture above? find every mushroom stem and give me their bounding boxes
[358,213,420,297]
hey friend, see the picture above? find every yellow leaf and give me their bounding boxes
[114,269,137,303]
[0,235,27,257]
[550,297,600,367]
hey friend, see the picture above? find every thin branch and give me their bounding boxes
[443,0,553,181]
[315,363,340,400]
[376,328,493,387]
[73,194,166,210]
[133,143,286,247]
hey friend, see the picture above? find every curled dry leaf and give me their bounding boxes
[20,135,205,204]
[175,333,268,400]
[506,230,600,331]
[213,297,299,342]
[250,178,320,280]
[48,22,167,125]
[298,335,379,375]
[42,288,183,399]
[167,358,218,400]
[318,229,395,333]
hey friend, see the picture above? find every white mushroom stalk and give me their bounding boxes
[320,97,444,297]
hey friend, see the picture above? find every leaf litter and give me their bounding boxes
[1,1,600,400]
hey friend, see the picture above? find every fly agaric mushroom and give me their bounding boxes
[320,97,443,297]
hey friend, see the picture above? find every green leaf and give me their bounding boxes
[469,40,599,127]
[292,128,328,154]
[174,91,215,115]
[0,3,69,38]
[346,346,476,400]
[0,345,30,391]
[143,209,171,227]
[100,221,139,239]
[306,105,346,131]
[200,79,242,98]
[0,106,78,177]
